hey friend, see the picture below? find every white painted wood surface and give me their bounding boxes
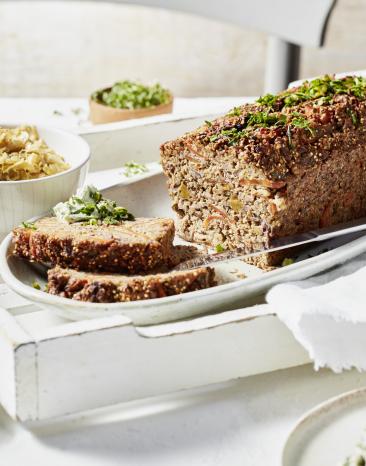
[81,113,220,171]
[0,284,309,421]
[0,96,246,132]
[1,365,366,466]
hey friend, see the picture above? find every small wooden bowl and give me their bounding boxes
[89,90,174,124]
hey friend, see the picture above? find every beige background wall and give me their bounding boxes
[0,0,365,97]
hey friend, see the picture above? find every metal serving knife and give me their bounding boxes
[174,216,366,271]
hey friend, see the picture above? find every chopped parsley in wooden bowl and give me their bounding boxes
[89,80,173,124]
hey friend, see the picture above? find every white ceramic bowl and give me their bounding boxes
[0,125,90,240]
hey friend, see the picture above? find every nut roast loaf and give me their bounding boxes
[161,75,366,268]
[13,216,175,274]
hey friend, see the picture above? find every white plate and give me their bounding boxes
[1,172,366,326]
[282,387,366,466]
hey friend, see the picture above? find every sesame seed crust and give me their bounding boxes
[47,266,216,303]
[13,217,175,274]
[161,93,366,181]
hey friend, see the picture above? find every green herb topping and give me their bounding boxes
[92,80,171,110]
[257,75,366,110]
[256,93,278,108]
[32,281,48,292]
[343,454,366,466]
[71,107,83,116]
[211,110,313,146]
[123,161,149,177]
[282,258,294,267]
[227,107,242,117]
[289,114,315,136]
[342,428,366,466]
[215,244,225,253]
[213,75,366,147]
[21,221,37,230]
[53,185,134,225]
[347,108,359,127]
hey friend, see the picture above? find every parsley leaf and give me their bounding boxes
[227,107,242,117]
[347,108,359,127]
[215,244,225,253]
[21,221,37,230]
[290,114,315,136]
[53,185,134,225]
[282,258,294,267]
[123,161,149,177]
[256,93,278,108]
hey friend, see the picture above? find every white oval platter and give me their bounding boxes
[1,172,366,325]
[282,387,366,466]
[1,230,366,326]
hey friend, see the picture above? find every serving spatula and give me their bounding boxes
[174,216,366,271]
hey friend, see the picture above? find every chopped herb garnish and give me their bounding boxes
[21,221,37,230]
[209,75,366,147]
[209,134,220,143]
[256,75,366,109]
[71,107,83,116]
[213,111,287,145]
[227,106,242,117]
[92,80,171,110]
[53,185,134,225]
[256,93,278,108]
[290,114,315,136]
[218,127,247,145]
[205,120,212,127]
[53,110,63,116]
[215,244,225,253]
[246,111,287,127]
[282,258,294,267]
[342,429,366,465]
[347,108,359,127]
[32,281,41,290]
[123,161,149,177]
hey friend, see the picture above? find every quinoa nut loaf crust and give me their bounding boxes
[161,75,366,268]
[48,266,216,303]
[13,217,175,274]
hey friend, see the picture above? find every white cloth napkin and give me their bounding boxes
[266,252,366,372]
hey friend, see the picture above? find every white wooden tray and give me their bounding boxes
[0,283,309,422]
[80,113,221,171]
[1,173,364,422]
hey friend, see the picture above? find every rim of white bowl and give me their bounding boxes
[0,124,90,185]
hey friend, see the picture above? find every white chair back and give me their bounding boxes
[99,0,337,92]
